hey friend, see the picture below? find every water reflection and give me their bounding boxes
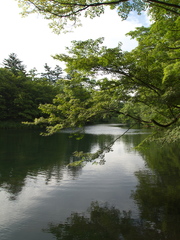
[0,125,180,240]
[44,201,165,240]
[0,128,115,200]
[42,136,180,240]
[132,142,180,239]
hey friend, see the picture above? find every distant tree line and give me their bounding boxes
[0,53,64,122]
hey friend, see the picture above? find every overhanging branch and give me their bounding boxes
[146,0,180,9]
[152,115,180,127]
[26,0,180,19]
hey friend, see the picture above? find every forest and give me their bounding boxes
[1,0,179,144]
[0,53,64,124]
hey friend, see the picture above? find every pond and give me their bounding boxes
[0,124,179,240]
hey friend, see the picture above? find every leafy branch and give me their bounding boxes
[68,124,136,166]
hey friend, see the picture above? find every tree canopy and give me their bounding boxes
[17,0,180,33]
[29,13,180,144]
[0,55,64,122]
[41,63,63,83]
[3,53,27,76]
[13,0,180,145]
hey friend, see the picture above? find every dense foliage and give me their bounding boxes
[0,54,63,123]
[29,15,179,143]
[17,0,180,33]
[5,1,180,143]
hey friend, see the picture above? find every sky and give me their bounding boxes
[0,0,150,73]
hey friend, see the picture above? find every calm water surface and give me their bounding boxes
[0,124,179,240]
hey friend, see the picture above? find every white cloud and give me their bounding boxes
[0,0,149,72]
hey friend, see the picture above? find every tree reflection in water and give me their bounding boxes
[43,201,166,240]
[43,140,180,240]
[0,129,114,200]
[132,141,180,240]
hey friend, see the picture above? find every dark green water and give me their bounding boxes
[0,124,179,240]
